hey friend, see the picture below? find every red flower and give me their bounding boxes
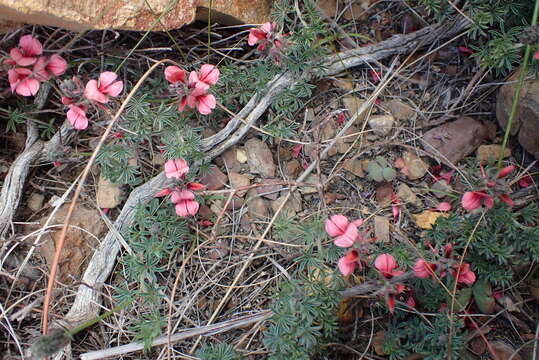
[165,65,218,115]
[518,175,533,188]
[338,249,362,276]
[171,189,199,217]
[154,188,173,197]
[248,22,277,50]
[452,263,476,285]
[186,88,216,115]
[433,202,452,212]
[413,258,436,279]
[374,254,404,278]
[84,72,123,104]
[189,64,219,90]
[186,182,205,191]
[461,191,493,211]
[499,193,514,207]
[535,50,539,60]
[497,165,515,179]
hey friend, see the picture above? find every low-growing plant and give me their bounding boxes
[367,156,397,182]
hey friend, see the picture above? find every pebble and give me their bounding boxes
[245,138,276,177]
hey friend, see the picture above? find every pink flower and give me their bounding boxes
[6,35,43,67]
[248,22,276,50]
[434,202,452,212]
[535,50,539,60]
[84,71,123,103]
[186,88,216,115]
[186,182,205,191]
[452,263,476,285]
[164,158,189,179]
[33,55,68,81]
[66,104,88,130]
[171,190,199,217]
[374,254,404,278]
[497,165,515,179]
[369,69,382,83]
[189,64,219,90]
[461,191,493,211]
[413,259,436,279]
[338,249,362,276]
[8,68,40,96]
[164,66,186,84]
[325,215,363,248]
[406,296,416,308]
[154,188,173,197]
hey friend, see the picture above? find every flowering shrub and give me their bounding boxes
[4,35,67,96]
[164,64,219,115]
[461,164,515,211]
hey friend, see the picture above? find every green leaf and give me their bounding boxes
[453,288,472,312]
[367,162,383,182]
[382,167,397,181]
[473,280,496,314]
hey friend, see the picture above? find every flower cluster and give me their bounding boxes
[325,215,370,276]
[247,22,284,62]
[374,254,407,313]
[413,243,476,286]
[4,35,67,96]
[155,158,204,217]
[461,165,515,211]
[59,72,123,130]
[164,64,219,115]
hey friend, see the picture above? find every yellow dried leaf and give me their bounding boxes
[413,211,449,229]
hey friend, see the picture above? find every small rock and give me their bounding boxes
[373,331,387,356]
[403,151,429,180]
[245,138,276,177]
[477,144,511,164]
[343,95,367,123]
[490,341,522,360]
[27,193,45,212]
[300,174,323,194]
[385,100,415,121]
[375,182,393,207]
[236,148,248,163]
[431,180,452,199]
[413,211,449,229]
[317,122,336,141]
[271,192,302,216]
[278,147,292,161]
[246,189,269,219]
[228,172,250,197]
[343,158,365,177]
[336,139,352,154]
[368,115,395,136]
[422,116,487,164]
[200,166,228,190]
[198,204,213,219]
[333,78,354,91]
[96,175,122,208]
[256,179,283,200]
[374,216,390,242]
[396,183,421,208]
[220,147,242,172]
[342,125,358,143]
[284,159,302,178]
[152,152,165,166]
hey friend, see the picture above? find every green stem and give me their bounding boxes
[66,300,130,337]
[497,0,539,171]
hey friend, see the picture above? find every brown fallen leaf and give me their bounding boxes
[336,297,363,323]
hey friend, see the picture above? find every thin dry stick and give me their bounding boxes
[41,58,180,334]
[80,310,272,360]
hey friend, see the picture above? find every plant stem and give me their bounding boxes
[66,300,130,337]
[497,0,539,171]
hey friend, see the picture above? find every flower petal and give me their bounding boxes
[47,55,68,76]
[67,105,88,130]
[164,66,186,84]
[462,192,481,211]
[198,64,219,86]
[103,80,123,97]
[164,158,189,179]
[98,71,118,89]
[325,215,349,237]
[16,77,40,96]
[19,35,43,56]
[374,254,397,275]
[197,94,216,115]
[84,79,109,103]
[334,224,358,248]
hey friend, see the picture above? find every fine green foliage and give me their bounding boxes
[425,203,539,286]
[366,156,397,182]
[384,312,467,360]
[96,144,141,185]
[196,343,240,360]
[262,277,340,360]
[419,0,532,75]
[114,198,192,350]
